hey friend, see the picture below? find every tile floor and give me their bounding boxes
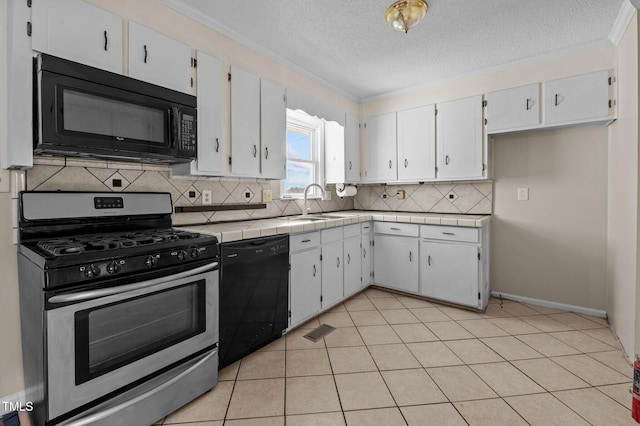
[155,288,635,425]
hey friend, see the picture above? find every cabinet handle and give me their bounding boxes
[445,155,451,165]
[442,232,455,236]
[349,161,352,170]
[404,159,408,168]
[389,160,392,169]
[301,239,311,243]
[215,138,220,153]
[103,30,108,51]
[526,98,531,110]
[428,255,431,266]
[554,94,559,106]
[337,257,341,268]
[253,144,257,157]
[143,45,148,63]
[409,251,413,262]
[313,264,316,277]
[390,227,401,231]
[363,248,367,258]
[347,253,351,264]
[265,146,269,159]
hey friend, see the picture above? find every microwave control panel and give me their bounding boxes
[179,114,197,155]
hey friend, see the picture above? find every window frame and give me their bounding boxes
[281,109,325,200]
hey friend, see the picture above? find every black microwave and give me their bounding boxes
[34,54,197,163]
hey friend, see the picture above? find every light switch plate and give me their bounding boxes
[262,190,273,203]
[517,187,529,201]
[0,170,10,193]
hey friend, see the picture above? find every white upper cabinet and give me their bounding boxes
[31,0,123,73]
[486,83,540,133]
[128,22,192,94]
[180,50,223,175]
[230,66,261,177]
[544,70,612,125]
[397,105,436,181]
[260,78,287,179]
[324,120,346,185]
[365,112,397,182]
[345,114,361,183]
[437,95,484,180]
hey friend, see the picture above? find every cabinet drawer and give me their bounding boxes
[290,231,320,251]
[420,225,479,243]
[321,226,343,243]
[360,222,372,234]
[374,222,419,237]
[343,224,360,239]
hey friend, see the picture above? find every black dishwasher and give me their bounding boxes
[219,235,289,368]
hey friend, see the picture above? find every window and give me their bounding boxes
[282,109,324,199]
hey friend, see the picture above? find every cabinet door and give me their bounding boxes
[321,241,344,308]
[361,233,372,286]
[487,83,540,133]
[324,120,346,184]
[398,105,436,181]
[373,235,418,293]
[365,113,397,182]
[420,241,479,308]
[32,0,123,73]
[344,236,362,297]
[290,248,322,326]
[437,95,484,180]
[192,51,223,174]
[230,66,261,176]
[128,22,192,94]
[261,79,287,179]
[544,70,611,125]
[345,113,361,183]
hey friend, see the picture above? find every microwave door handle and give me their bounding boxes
[61,348,218,426]
[170,106,180,148]
[48,261,219,305]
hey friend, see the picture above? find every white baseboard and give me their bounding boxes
[0,390,26,416]
[490,291,607,318]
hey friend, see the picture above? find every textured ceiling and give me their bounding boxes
[164,0,627,100]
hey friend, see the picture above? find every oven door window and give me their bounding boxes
[62,89,166,143]
[74,281,206,385]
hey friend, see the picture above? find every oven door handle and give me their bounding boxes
[61,348,217,426]
[48,261,219,305]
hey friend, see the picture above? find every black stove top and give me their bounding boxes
[34,228,206,257]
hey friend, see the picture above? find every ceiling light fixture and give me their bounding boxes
[385,0,428,33]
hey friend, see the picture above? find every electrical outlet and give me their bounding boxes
[202,190,212,205]
[397,190,405,200]
[517,187,529,201]
[262,189,273,203]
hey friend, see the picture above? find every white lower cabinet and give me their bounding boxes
[343,235,362,297]
[419,225,490,310]
[373,223,419,293]
[289,233,322,327]
[321,239,344,308]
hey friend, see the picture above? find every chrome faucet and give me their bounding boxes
[302,183,325,215]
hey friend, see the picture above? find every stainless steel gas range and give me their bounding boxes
[17,191,219,426]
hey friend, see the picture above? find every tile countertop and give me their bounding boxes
[180,211,491,243]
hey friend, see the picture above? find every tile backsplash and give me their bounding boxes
[354,182,492,214]
[27,157,354,225]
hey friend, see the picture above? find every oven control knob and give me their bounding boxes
[190,248,199,259]
[85,264,99,278]
[144,255,157,268]
[106,261,120,274]
[177,250,187,262]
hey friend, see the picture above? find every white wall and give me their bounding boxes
[607,13,639,360]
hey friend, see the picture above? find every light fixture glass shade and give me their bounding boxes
[385,0,428,33]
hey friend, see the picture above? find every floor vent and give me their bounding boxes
[303,324,336,342]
